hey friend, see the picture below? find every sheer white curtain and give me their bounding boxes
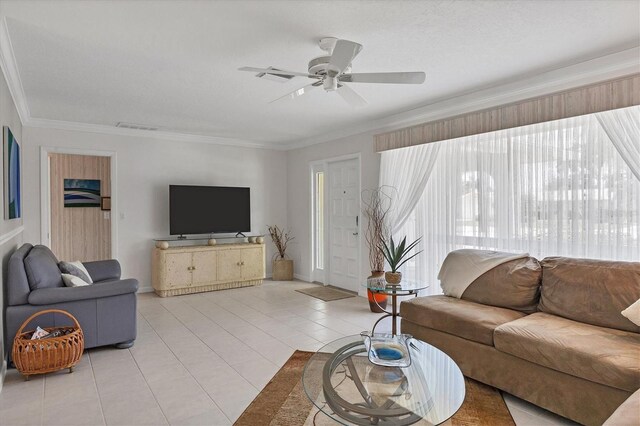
[596,105,640,181]
[379,142,440,234]
[381,110,640,295]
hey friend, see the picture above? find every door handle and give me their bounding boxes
[352,232,359,236]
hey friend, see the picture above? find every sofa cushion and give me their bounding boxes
[603,389,640,426]
[539,257,640,333]
[462,256,542,314]
[23,245,63,291]
[494,312,640,392]
[8,243,34,306]
[28,278,139,305]
[400,295,526,346]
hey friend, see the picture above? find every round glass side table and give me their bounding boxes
[362,280,429,336]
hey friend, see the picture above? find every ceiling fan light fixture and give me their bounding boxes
[323,76,338,92]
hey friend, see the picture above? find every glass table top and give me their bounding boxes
[302,334,465,425]
[362,279,430,295]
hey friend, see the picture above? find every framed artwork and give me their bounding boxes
[64,179,101,207]
[4,126,21,219]
[101,196,111,211]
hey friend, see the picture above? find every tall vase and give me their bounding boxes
[367,271,388,313]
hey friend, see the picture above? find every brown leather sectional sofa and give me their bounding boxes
[400,256,640,426]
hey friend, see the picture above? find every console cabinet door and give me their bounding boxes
[241,247,265,280]
[217,249,242,281]
[165,252,193,288]
[192,251,217,285]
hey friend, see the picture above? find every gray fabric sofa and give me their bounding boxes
[5,244,138,359]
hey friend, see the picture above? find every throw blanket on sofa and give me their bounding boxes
[438,249,529,298]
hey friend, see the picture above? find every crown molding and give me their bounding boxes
[0,17,30,125]
[284,46,640,150]
[25,117,286,150]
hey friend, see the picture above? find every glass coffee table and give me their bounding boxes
[363,280,429,336]
[302,334,465,425]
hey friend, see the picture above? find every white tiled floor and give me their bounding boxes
[0,280,578,425]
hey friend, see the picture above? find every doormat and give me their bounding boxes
[296,285,356,302]
[235,350,515,426]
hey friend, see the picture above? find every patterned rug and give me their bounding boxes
[296,286,356,302]
[235,350,515,425]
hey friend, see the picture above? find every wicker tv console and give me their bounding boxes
[151,242,265,297]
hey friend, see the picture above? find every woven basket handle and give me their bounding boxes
[16,309,81,336]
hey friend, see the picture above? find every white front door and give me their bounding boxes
[328,158,360,292]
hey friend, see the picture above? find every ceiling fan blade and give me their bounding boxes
[327,39,363,76]
[238,66,318,79]
[337,84,368,108]
[269,82,321,103]
[340,72,426,84]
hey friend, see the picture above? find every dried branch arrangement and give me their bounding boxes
[362,187,392,272]
[267,225,294,259]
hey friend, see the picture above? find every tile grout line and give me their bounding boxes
[87,352,108,426]
[126,313,173,426]
[140,302,235,424]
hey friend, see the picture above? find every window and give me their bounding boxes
[313,169,325,272]
[384,108,640,295]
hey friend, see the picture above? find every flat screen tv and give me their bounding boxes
[169,185,250,236]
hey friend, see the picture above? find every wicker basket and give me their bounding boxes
[12,309,84,380]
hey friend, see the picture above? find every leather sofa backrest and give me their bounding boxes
[23,245,64,291]
[461,256,542,314]
[539,257,640,333]
[7,243,34,305]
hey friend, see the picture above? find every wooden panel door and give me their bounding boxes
[241,247,265,280]
[165,252,193,288]
[49,153,111,261]
[217,249,242,282]
[192,250,217,285]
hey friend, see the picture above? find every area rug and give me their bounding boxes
[296,285,356,302]
[235,350,515,426]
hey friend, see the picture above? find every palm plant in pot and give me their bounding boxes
[268,225,294,281]
[380,236,422,285]
[362,188,392,312]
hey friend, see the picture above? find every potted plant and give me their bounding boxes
[380,236,422,285]
[268,225,294,281]
[362,188,393,312]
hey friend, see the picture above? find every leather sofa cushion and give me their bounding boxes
[400,295,526,346]
[28,278,139,305]
[462,256,542,314]
[24,245,63,291]
[494,312,640,392]
[539,257,640,333]
[603,389,640,426]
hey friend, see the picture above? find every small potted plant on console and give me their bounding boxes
[268,225,294,281]
[380,236,422,285]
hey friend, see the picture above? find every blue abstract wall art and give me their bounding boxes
[4,126,21,219]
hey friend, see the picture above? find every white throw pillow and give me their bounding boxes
[61,273,91,287]
[621,299,640,326]
[69,261,93,283]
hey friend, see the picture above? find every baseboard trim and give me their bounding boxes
[137,285,154,294]
[294,273,311,282]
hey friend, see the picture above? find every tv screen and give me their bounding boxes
[169,185,250,235]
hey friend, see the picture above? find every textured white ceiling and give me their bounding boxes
[1,0,639,145]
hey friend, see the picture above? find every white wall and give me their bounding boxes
[286,131,380,294]
[22,127,288,292]
[0,64,24,381]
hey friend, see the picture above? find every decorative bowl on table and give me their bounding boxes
[360,331,413,368]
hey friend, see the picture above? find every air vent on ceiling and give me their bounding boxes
[116,122,159,131]
[257,67,295,83]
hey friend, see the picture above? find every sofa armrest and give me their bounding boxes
[28,279,138,305]
[83,260,121,282]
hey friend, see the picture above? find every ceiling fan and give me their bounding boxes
[239,37,426,107]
